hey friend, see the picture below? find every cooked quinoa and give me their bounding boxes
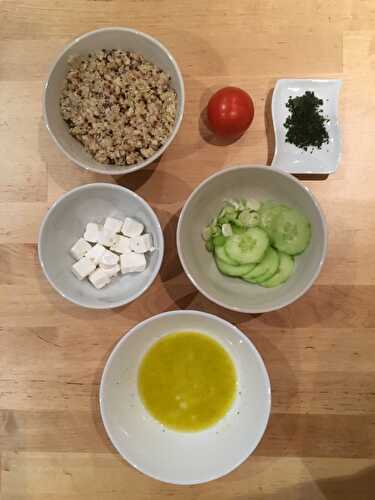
[60,49,178,166]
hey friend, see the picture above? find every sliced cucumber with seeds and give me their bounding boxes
[232,225,247,235]
[238,210,260,228]
[215,246,238,266]
[259,203,286,237]
[261,252,294,288]
[225,227,269,265]
[213,234,226,247]
[272,207,311,255]
[242,247,279,283]
[204,197,311,288]
[246,198,261,211]
[215,256,255,277]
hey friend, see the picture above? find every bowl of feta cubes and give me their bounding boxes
[38,183,164,308]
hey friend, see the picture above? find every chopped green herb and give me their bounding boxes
[284,91,329,151]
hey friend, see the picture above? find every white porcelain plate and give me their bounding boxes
[100,310,271,485]
[271,79,342,174]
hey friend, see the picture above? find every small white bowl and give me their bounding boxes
[38,183,164,309]
[100,310,271,485]
[43,27,185,175]
[177,165,327,314]
[271,79,342,174]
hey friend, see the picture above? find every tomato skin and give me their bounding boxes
[207,87,254,138]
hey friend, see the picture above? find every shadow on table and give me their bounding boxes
[264,87,276,165]
[115,165,191,205]
[38,117,192,203]
[294,173,329,181]
[258,284,358,329]
[235,466,375,500]
[198,104,242,146]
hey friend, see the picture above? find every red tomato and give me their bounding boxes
[207,87,254,138]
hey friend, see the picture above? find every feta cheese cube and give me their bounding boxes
[122,217,144,238]
[129,234,154,253]
[72,256,96,280]
[110,234,132,254]
[98,227,117,247]
[104,217,123,234]
[99,263,120,278]
[88,268,111,289]
[70,238,92,260]
[84,223,100,243]
[120,252,147,274]
[86,243,106,264]
[99,249,120,268]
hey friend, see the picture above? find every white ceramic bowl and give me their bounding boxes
[100,310,271,484]
[43,27,185,175]
[177,165,327,313]
[38,183,164,309]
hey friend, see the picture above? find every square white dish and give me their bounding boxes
[271,79,342,174]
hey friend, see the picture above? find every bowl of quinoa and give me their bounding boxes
[43,28,184,175]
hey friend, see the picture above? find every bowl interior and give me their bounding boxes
[44,28,184,174]
[100,311,271,484]
[39,184,163,308]
[178,166,326,313]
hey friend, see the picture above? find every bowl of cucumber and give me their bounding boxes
[177,165,327,313]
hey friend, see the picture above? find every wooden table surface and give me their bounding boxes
[1,1,375,498]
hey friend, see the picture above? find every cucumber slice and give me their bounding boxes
[224,227,269,265]
[242,247,279,283]
[238,210,260,228]
[213,234,226,247]
[272,207,311,255]
[246,198,261,211]
[254,258,281,283]
[259,203,286,237]
[215,256,255,277]
[215,246,238,266]
[232,225,247,235]
[261,252,294,288]
[202,226,212,241]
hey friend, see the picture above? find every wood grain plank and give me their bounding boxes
[1,369,374,416]
[1,281,375,329]
[0,203,47,243]
[1,453,375,500]
[1,410,375,459]
[1,326,374,415]
[0,83,47,202]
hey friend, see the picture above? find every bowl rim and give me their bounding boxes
[99,309,272,485]
[176,164,328,314]
[38,182,164,309]
[43,26,185,175]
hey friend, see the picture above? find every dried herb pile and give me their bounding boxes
[283,91,329,151]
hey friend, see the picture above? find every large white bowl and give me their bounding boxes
[43,27,185,175]
[100,310,271,485]
[177,165,327,314]
[38,183,164,309]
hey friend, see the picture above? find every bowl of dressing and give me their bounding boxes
[99,310,271,484]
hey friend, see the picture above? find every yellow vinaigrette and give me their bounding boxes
[138,332,237,432]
